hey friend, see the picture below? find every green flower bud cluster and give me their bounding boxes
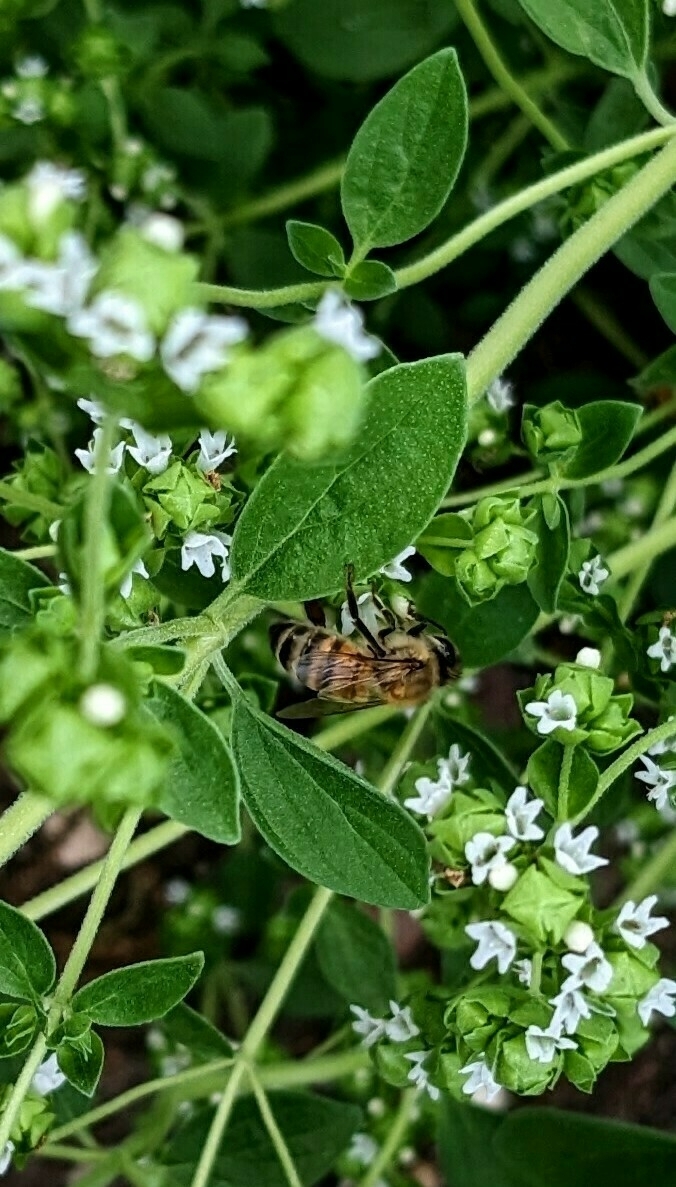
[141,459,236,541]
[0,617,174,811]
[74,26,130,80]
[522,401,582,466]
[3,445,67,541]
[561,161,640,236]
[0,57,75,134]
[432,496,538,604]
[0,1085,54,1169]
[519,660,641,753]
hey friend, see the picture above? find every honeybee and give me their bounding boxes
[270,568,460,718]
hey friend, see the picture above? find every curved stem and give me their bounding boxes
[454,0,568,150]
[221,159,344,230]
[359,1089,418,1187]
[633,69,676,128]
[618,462,676,620]
[574,719,676,824]
[0,792,52,869]
[195,279,324,309]
[608,514,676,581]
[443,468,543,509]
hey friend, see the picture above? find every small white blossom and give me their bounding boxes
[525,689,578,736]
[340,591,388,639]
[69,291,155,361]
[465,832,515,886]
[366,1097,386,1118]
[615,896,669,950]
[663,0,676,15]
[27,161,86,224]
[79,683,127,727]
[564,921,595,954]
[196,429,237,474]
[74,428,126,475]
[21,231,97,316]
[488,862,518,892]
[120,557,149,600]
[525,1023,576,1064]
[165,877,190,905]
[441,743,471,786]
[514,958,532,987]
[160,307,247,393]
[379,546,416,583]
[466,920,517,974]
[57,571,71,595]
[138,212,184,252]
[16,56,49,78]
[0,1141,14,1176]
[561,942,613,993]
[126,422,172,475]
[211,905,241,936]
[459,1058,502,1102]
[313,289,380,363]
[404,1051,440,1101]
[647,626,676,673]
[550,985,591,1035]
[403,743,470,819]
[0,233,25,291]
[180,530,232,582]
[77,396,107,424]
[638,978,676,1025]
[486,376,514,413]
[648,723,676,756]
[554,823,608,876]
[350,1005,386,1048]
[13,97,44,124]
[384,1001,419,1043]
[478,428,498,447]
[349,1133,379,1167]
[578,555,609,597]
[505,785,544,841]
[575,647,601,669]
[31,1053,67,1095]
[635,755,676,810]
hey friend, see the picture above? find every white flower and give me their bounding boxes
[578,555,609,596]
[575,647,601,669]
[0,233,25,291]
[561,942,613,993]
[615,896,669,950]
[525,689,578,736]
[554,823,608,876]
[77,396,107,424]
[349,1133,379,1167]
[165,877,190,905]
[403,743,469,819]
[26,161,86,224]
[57,571,71,595]
[648,724,676,756]
[404,1051,440,1100]
[514,958,532,987]
[525,1024,576,1064]
[21,231,97,317]
[505,785,544,841]
[465,832,515,886]
[638,978,676,1025]
[379,546,415,583]
[138,212,184,252]
[486,376,514,413]
[180,530,232,581]
[488,862,518,891]
[478,428,498,447]
[0,1141,14,1176]
[160,307,247,393]
[69,291,155,361]
[459,1058,502,1102]
[211,905,241,935]
[79,683,127,727]
[74,428,126,475]
[350,1004,386,1048]
[340,591,387,639]
[635,755,676,810]
[313,289,380,363]
[441,743,471,785]
[196,429,237,473]
[16,55,48,78]
[550,985,591,1035]
[384,1000,420,1042]
[466,920,517,974]
[126,422,172,475]
[663,0,676,15]
[13,97,44,124]
[563,921,595,954]
[647,626,676,673]
[31,1052,67,1095]
[120,557,149,600]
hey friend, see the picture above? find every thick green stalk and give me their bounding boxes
[0,792,52,869]
[196,279,323,309]
[633,69,676,128]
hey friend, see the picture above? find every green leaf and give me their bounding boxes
[142,89,272,180]
[231,696,430,909]
[526,740,599,818]
[630,343,676,396]
[650,272,676,333]
[341,49,468,252]
[0,549,49,635]
[315,899,396,1013]
[527,496,570,613]
[71,953,204,1026]
[147,682,240,845]
[0,1003,38,1059]
[159,1003,234,1063]
[417,574,540,668]
[0,900,55,1002]
[562,401,642,479]
[432,714,519,791]
[343,260,397,301]
[516,0,649,80]
[57,1031,104,1098]
[126,645,186,677]
[417,512,473,576]
[615,192,676,280]
[164,1091,361,1187]
[273,0,458,83]
[439,1099,515,1187]
[285,221,345,278]
[230,355,467,600]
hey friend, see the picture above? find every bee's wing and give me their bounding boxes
[277,654,424,719]
[277,698,381,720]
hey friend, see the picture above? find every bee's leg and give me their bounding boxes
[303,599,326,627]
[345,564,386,656]
[408,621,429,637]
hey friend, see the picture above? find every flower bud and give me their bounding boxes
[452,496,538,604]
[488,862,518,892]
[79,683,127,727]
[522,401,582,466]
[137,213,184,253]
[575,647,601,669]
[564,921,595,953]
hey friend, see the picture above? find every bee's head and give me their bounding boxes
[431,634,461,683]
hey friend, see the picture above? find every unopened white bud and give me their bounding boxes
[488,862,518,891]
[398,1147,416,1167]
[478,428,498,447]
[79,683,127,727]
[576,647,601,669]
[138,213,184,253]
[366,1097,386,1118]
[564,920,594,953]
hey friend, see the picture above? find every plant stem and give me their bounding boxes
[395,126,674,292]
[221,159,344,229]
[313,705,401,751]
[633,69,676,128]
[195,279,324,309]
[78,417,117,682]
[0,792,52,868]
[13,544,57,561]
[359,1089,418,1187]
[618,461,676,620]
[454,0,568,150]
[557,745,574,821]
[574,719,676,824]
[443,468,543,508]
[614,830,676,906]
[465,133,676,404]
[378,697,435,796]
[247,1066,303,1187]
[608,515,676,581]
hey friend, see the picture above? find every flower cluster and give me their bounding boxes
[441,495,539,604]
[520,655,641,753]
[522,401,582,467]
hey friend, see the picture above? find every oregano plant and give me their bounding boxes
[0,0,675,1184]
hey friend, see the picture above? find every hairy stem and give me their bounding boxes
[618,463,676,619]
[575,719,676,824]
[609,515,676,581]
[633,69,676,128]
[0,792,52,869]
[557,745,574,822]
